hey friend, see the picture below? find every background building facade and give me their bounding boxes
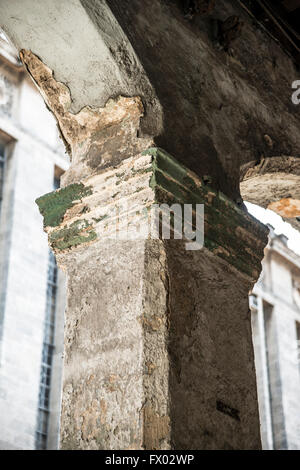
[0,35,68,450]
[251,226,300,450]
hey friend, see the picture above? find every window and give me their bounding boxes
[36,409,49,450]
[292,277,300,309]
[35,250,58,450]
[0,140,6,215]
[35,178,59,450]
[296,322,300,373]
[263,301,288,449]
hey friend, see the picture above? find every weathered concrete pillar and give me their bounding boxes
[36,147,268,449]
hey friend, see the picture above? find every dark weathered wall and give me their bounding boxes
[166,240,261,449]
[102,0,300,200]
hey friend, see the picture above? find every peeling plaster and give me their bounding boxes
[268,198,300,218]
[20,49,153,185]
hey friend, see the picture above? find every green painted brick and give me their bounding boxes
[49,219,97,251]
[144,147,268,279]
[36,183,93,228]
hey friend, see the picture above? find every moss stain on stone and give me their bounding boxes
[49,219,97,251]
[36,183,93,228]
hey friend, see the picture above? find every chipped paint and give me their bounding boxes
[19,50,153,183]
[145,147,268,280]
[268,198,300,218]
[36,183,93,228]
[240,156,300,230]
[49,219,97,251]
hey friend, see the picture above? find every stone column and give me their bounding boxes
[36,147,268,450]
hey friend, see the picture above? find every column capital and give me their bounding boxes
[36,147,268,282]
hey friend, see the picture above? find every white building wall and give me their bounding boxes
[0,39,68,450]
[252,235,300,450]
[270,257,300,449]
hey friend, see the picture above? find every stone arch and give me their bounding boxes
[240,156,300,230]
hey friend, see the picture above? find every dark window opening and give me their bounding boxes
[0,141,6,215]
[35,175,60,450]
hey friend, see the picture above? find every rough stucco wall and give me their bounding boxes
[142,240,170,449]
[60,239,172,450]
[0,0,152,111]
[165,240,261,449]
[59,238,262,450]
[17,50,154,187]
[60,240,147,449]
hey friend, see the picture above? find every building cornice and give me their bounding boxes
[265,237,300,273]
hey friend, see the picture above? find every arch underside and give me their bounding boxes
[241,156,300,231]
